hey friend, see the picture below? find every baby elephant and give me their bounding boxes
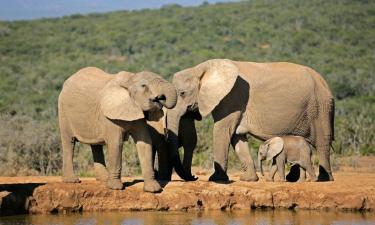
[258,136,317,182]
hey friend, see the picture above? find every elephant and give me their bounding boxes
[258,136,317,182]
[166,59,335,182]
[146,108,200,181]
[58,67,177,192]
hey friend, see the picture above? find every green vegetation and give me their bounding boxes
[0,0,373,176]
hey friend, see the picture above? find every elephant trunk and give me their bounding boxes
[258,151,264,176]
[156,81,177,109]
[166,109,195,181]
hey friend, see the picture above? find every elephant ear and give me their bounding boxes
[266,137,284,161]
[100,73,144,121]
[197,59,239,117]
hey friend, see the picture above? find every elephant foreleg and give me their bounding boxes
[267,161,277,182]
[208,119,234,182]
[106,132,124,190]
[61,132,79,183]
[91,145,108,182]
[131,121,162,193]
[231,135,258,181]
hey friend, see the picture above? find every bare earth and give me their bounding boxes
[0,171,374,215]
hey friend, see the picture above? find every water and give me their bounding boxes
[0,210,374,225]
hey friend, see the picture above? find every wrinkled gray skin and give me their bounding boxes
[258,136,317,182]
[167,59,334,182]
[58,67,177,192]
[147,108,200,181]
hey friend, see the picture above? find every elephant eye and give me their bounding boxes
[179,91,185,97]
[141,84,147,88]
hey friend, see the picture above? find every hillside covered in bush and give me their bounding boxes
[0,0,373,176]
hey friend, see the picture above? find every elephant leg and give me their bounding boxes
[267,162,277,182]
[276,157,286,182]
[91,145,108,182]
[306,162,317,182]
[231,135,258,181]
[156,143,172,181]
[182,145,194,178]
[61,132,79,183]
[315,119,334,181]
[315,108,334,181]
[106,133,124,190]
[208,116,239,182]
[131,121,162,193]
[180,117,197,179]
[298,166,306,182]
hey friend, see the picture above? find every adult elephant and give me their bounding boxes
[58,67,177,191]
[167,59,335,182]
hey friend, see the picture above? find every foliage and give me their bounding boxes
[0,0,373,175]
[0,114,61,175]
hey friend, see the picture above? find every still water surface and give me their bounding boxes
[0,210,374,225]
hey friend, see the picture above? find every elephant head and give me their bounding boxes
[166,59,239,180]
[258,137,284,176]
[100,71,177,121]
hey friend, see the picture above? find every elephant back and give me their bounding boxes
[234,61,317,140]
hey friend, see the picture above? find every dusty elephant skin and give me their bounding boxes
[58,67,177,192]
[167,59,335,183]
[0,172,374,215]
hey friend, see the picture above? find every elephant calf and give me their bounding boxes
[258,136,317,182]
[58,67,177,192]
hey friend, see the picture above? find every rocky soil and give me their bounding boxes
[0,172,374,216]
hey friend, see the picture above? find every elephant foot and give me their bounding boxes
[240,172,259,182]
[62,175,80,183]
[107,178,124,190]
[266,177,274,182]
[208,172,229,183]
[144,179,162,193]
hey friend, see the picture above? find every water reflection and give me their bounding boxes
[0,210,374,225]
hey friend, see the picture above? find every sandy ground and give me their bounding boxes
[0,171,374,215]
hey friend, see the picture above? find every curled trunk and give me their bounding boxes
[155,81,177,109]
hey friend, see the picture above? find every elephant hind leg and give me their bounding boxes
[297,166,306,182]
[315,119,334,181]
[91,145,108,182]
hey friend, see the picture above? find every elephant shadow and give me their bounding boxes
[286,164,300,182]
[123,179,144,188]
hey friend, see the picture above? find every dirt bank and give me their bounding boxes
[0,172,374,215]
